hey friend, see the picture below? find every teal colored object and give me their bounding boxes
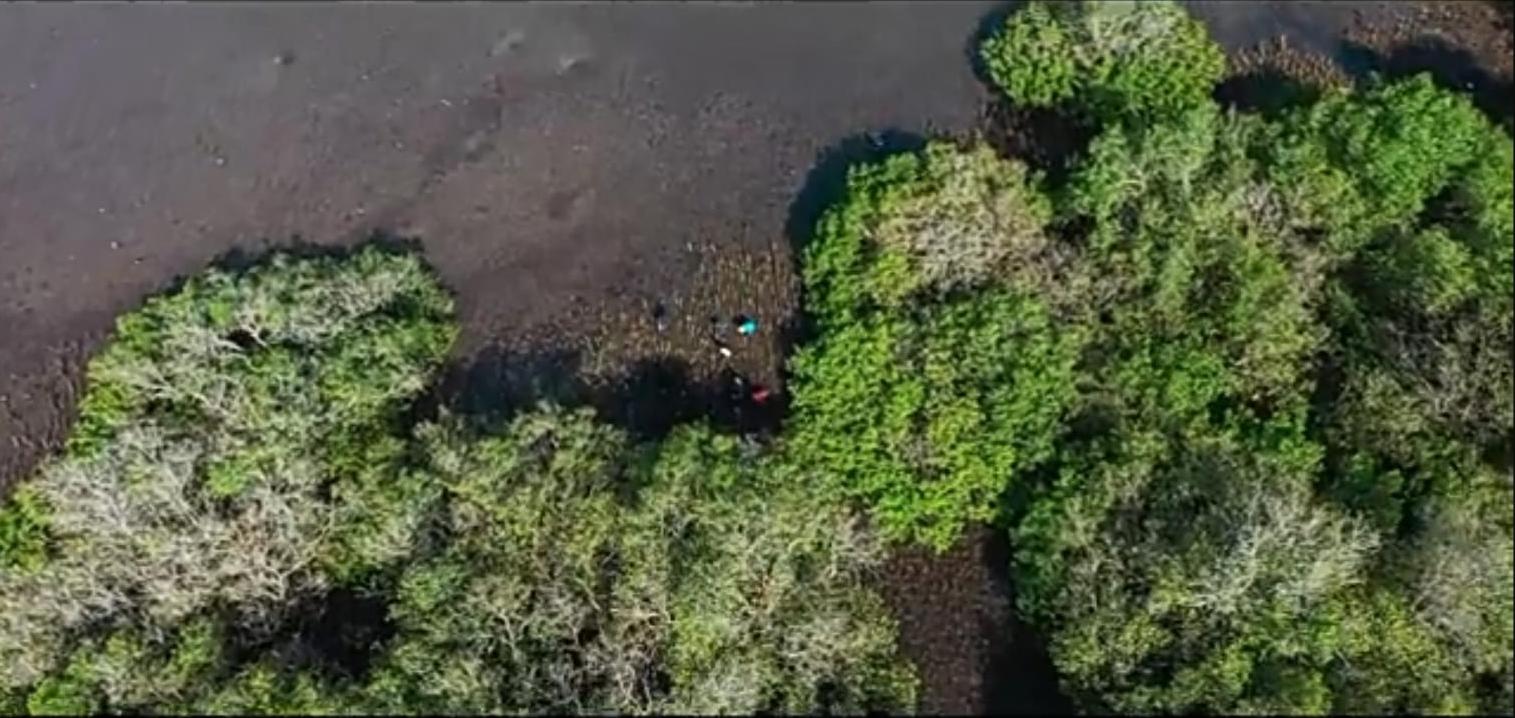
[737,317,759,336]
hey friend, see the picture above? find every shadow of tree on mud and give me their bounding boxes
[1215,66,1334,118]
[217,585,397,684]
[435,343,785,442]
[964,0,1023,88]
[982,100,1096,182]
[294,587,393,680]
[1341,35,1513,125]
[1216,31,1513,126]
[980,530,1075,716]
[968,1,1100,181]
[784,129,928,258]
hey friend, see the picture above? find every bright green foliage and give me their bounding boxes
[0,486,49,573]
[1007,100,1363,706]
[980,1,1225,123]
[1264,74,1494,255]
[789,292,1081,550]
[1329,586,1488,714]
[979,3,1079,108]
[0,247,456,713]
[365,408,915,715]
[791,140,1080,550]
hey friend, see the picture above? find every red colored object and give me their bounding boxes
[750,386,772,405]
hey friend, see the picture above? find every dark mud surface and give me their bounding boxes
[877,525,1071,715]
[1,2,1509,714]
[0,2,997,483]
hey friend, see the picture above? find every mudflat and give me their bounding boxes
[2,2,1508,713]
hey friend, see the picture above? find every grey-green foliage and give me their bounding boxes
[1007,73,1514,714]
[628,425,915,714]
[971,5,1515,709]
[980,1,1225,123]
[365,407,916,715]
[0,247,456,711]
[866,142,1055,300]
[363,407,634,714]
[1018,413,1381,714]
[800,141,1059,324]
[0,246,917,717]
